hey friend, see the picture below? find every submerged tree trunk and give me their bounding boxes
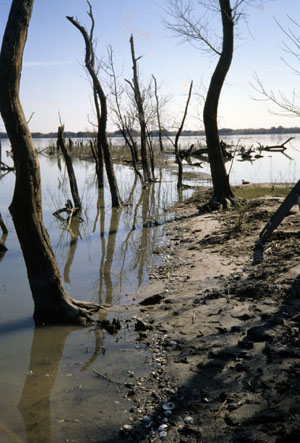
[92,88,105,188]
[67,8,122,208]
[175,81,193,188]
[57,125,82,211]
[0,0,99,325]
[129,34,152,183]
[152,74,164,153]
[203,0,234,207]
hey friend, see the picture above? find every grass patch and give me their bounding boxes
[234,184,292,200]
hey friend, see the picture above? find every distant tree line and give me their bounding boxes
[1,125,300,140]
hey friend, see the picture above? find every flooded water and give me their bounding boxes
[0,133,300,442]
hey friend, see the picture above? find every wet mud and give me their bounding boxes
[118,191,300,442]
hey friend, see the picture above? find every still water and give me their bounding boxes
[0,134,299,442]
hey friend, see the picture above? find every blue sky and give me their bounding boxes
[0,0,299,133]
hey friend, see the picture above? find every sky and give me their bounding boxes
[0,0,299,133]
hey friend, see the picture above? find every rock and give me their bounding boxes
[158,424,168,432]
[139,293,165,306]
[162,402,175,411]
[121,424,133,433]
[135,319,153,332]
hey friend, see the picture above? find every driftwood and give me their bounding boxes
[180,140,233,161]
[53,200,83,232]
[258,137,294,152]
[258,179,300,244]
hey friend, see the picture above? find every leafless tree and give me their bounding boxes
[152,75,165,153]
[57,125,82,211]
[106,46,142,180]
[0,0,100,324]
[126,34,154,183]
[168,81,194,188]
[67,3,122,208]
[165,0,252,207]
[252,16,300,118]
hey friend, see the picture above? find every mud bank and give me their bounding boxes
[115,189,300,443]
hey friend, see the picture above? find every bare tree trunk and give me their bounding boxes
[0,212,8,234]
[108,48,143,181]
[57,125,82,210]
[146,130,156,181]
[168,81,193,188]
[67,8,122,208]
[0,0,99,325]
[93,87,104,188]
[152,75,164,153]
[129,34,152,183]
[203,0,234,207]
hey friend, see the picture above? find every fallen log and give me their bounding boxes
[257,137,294,152]
[53,200,83,227]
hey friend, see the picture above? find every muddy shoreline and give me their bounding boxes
[115,189,300,442]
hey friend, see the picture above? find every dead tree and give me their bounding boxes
[168,81,193,188]
[166,0,252,207]
[0,212,8,252]
[0,212,8,235]
[252,16,300,118]
[67,4,122,208]
[107,46,142,181]
[0,0,100,324]
[152,75,164,153]
[57,125,82,211]
[257,137,294,152]
[127,34,153,183]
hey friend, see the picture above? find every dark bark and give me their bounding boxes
[92,86,104,188]
[203,0,234,206]
[175,81,193,188]
[0,0,99,324]
[67,11,122,208]
[0,212,8,234]
[129,34,152,183]
[57,125,82,210]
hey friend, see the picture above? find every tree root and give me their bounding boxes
[34,297,103,327]
[198,194,235,213]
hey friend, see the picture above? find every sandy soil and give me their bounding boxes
[116,189,300,443]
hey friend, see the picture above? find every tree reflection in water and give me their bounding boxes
[18,324,104,442]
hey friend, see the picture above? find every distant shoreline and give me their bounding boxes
[0,125,299,139]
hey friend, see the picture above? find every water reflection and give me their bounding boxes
[18,324,104,443]
[63,218,81,284]
[2,134,300,441]
[0,232,8,263]
[18,325,76,442]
